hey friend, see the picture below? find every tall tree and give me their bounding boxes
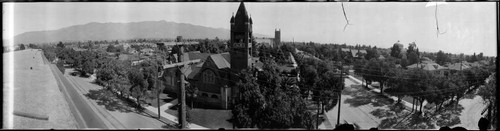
[436,50,448,65]
[407,52,419,65]
[363,59,393,93]
[390,44,401,59]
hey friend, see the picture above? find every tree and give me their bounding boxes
[19,44,26,50]
[299,65,318,98]
[436,50,448,65]
[106,44,116,52]
[365,48,379,60]
[385,68,408,104]
[390,44,401,59]
[128,67,148,109]
[477,73,496,127]
[407,52,419,65]
[28,43,38,49]
[232,69,265,128]
[57,41,65,48]
[316,70,341,111]
[363,59,393,94]
[232,60,315,129]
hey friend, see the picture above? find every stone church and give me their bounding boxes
[161,2,263,109]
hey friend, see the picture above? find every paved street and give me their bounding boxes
[46,53,110,128]
[62,68,177,128]
[319,78,385,129]
[456,95,487,130]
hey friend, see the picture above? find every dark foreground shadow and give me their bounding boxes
[343,85,394,108]
[84,88,134,113]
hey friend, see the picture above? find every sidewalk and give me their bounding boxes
[124,95,208,129]
[347,75,427,111]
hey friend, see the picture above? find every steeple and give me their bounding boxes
[235,2,249,23]
[230,12,235,23]
[249,14,253,24]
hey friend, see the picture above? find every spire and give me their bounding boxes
[249,14,253,24]
[230,12,235,23]
[235,2,249,23]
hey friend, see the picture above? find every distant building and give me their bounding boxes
[140,48,154,56]
[254,29,281,48]
[254,37,275,47]
[274,29,281,47]
[406,60,447,75]
[340,48,367,59]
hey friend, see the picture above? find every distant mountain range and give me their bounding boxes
[13,20,270,44]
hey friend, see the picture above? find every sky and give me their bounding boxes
[2,2,497,56]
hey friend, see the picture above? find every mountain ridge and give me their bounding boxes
[13,20,270,44]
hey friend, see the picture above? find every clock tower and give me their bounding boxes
[230,2,253,73]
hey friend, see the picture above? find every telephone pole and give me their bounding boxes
[178,46,187,129]
[157,61,161,119]
[337,61,343,126]
[179,67,187,129]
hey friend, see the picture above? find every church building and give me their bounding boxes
[160,2,263,109]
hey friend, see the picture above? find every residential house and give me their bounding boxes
[406,60,447,75]
[140,48,154,56]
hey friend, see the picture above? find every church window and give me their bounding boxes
[203,69,216,84]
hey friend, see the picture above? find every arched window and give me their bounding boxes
[211,95,218,99]
[203,69,216,84]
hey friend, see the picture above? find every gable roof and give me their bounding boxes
[208,54,231,69]
[446,62,470,70]
[341,48,351,52]
[407,62,445,71]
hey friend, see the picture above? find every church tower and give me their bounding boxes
[230,2,253,73]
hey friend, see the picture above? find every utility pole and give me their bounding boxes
[156,53,162,119]
[316,97,320,129]
[178,46,187,129]
[179,67,187,129]
[337,61,343,126]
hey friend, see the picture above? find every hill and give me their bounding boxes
[13,20,269,44]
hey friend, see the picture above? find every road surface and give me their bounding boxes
[44,51,110,128]
[319,78,384,129]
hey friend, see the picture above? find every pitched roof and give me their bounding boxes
[407,62,446,71]
[221,52,231,63]
[187,66,201,79]
[180,65,202,80]
[446,62,470,70]
[341,48,350,52]
[209,54,231,69]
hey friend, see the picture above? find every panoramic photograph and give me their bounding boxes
[2,2,497,130]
